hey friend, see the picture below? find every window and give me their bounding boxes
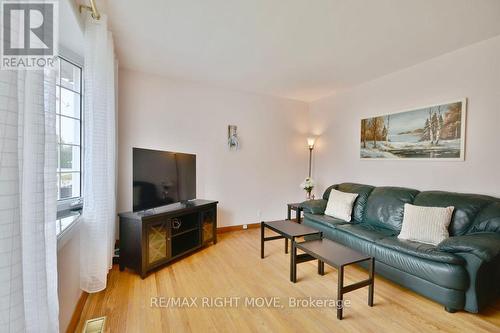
[56,58,82,202]
[56,57,83,237]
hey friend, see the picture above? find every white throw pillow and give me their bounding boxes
[398,204,455,245]
[324,189,359,222]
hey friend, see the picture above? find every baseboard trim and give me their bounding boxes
[66,291,88,333]
[217,222,260,234]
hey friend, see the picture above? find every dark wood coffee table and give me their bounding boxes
[260,220,322,281]
[292,238,375,320]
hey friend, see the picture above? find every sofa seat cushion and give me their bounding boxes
[303,213,347,228]
[330,228,377,257]
[325,226,469,291]
[377,237,465,265]
[336,223,397,242]
[373,242,469,290]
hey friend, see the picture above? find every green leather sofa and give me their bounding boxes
[300,183,500,313]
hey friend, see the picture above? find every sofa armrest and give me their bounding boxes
[438,232,500,262]
[300,199,327,215]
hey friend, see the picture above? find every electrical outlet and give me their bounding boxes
[257,209,262,219]
[243,224,248,230]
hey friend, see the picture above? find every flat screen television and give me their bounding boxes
[133,148,196,212]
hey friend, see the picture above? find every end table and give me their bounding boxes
[287,203,304,223]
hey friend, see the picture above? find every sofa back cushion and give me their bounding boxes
[364,187,420,231]
[323,182,500,235]
[323,183,374,223]
[470,201,500,233]
[413,191,493,236]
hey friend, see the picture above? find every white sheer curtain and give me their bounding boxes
[80,14,117,293]
[0,68,59,331]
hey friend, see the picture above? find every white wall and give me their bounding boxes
[118,69,310,226]
[310,36,500,197]
[57,223,82,332]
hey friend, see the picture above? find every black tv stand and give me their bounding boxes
[180,199,196,207]
[118,199,218,278]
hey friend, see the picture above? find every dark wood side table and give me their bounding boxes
[287,202,304,223]
[292,238,375,320]
[260,220,322,281]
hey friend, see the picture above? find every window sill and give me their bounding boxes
[57,210,82,251]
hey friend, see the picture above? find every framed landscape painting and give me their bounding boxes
[360,99,466,160]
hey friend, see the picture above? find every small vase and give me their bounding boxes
[306,190,312,200]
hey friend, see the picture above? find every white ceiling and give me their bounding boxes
[104,0,500,102]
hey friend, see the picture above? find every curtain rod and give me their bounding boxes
[79,0,101,20]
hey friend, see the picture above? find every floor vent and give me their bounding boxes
[82,316,106,333]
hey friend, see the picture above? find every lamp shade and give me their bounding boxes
[307,137,316,149]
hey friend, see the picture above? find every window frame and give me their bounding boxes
[56,56,84,214]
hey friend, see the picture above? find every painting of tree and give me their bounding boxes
[360,99,466,160]
[441,102,462,139]
[361,119,368,148]
[368,117,385,148]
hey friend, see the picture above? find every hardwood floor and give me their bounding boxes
[76,228,500,332]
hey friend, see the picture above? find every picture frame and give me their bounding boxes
[360,98,467,160]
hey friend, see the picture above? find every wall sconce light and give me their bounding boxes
[228,125,240,150]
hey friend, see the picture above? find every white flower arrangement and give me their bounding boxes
[300,177,315,192]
